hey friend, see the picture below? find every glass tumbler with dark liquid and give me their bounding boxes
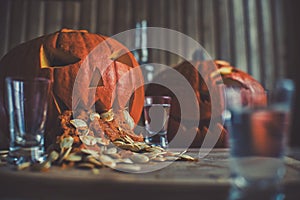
[143,96,171,148]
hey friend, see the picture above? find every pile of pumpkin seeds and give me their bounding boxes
[46,135,195,173]
[2,109,197,172]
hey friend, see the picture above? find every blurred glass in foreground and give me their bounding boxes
[223,79,295,200]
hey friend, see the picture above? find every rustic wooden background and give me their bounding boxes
[0,0,299,145]
[0,0,292,88]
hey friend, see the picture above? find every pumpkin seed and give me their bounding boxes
[134,142,150,150]
[99,146,107,153]
[89,112,100,121]
[96,137,110,146]
[60,136,74,149]
[77,127,89,136]
[100,109,114,122]
[122,110,135,130]
[109,153,122,160]
[58,147,72,164]
[112,140,126,147]
[166,151,182,156]
[65,153,82,162]
[117,158,134,164]
[79,135,97,146]
[144,153,157,160]
[70,119,88,128]
[104,147,117,155]
[114,164,141,172]
[179,154,197,161]
[17,162,31,170]
[99,155,116,168]
[124,135,134,144]
[81,148,99,157]
[116,143,134,151]
[132,144,143,152]
[86,156,103,167]
[152,157,167,162]
[165,156,179,161]
[48,151,60,162]
[130,153,149,164]
[145,145,164,153]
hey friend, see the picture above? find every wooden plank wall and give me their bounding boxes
[0,0,290,90]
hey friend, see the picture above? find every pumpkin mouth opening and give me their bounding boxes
[52,92,135,118]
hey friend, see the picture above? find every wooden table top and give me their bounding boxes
[0,148,300,200]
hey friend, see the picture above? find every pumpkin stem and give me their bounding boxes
[60,28,88,33]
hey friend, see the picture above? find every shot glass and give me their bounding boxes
[143,96,172,148]
[223,79,295,200]
[6,77,51,166]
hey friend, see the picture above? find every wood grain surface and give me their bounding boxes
[0,149,300,200]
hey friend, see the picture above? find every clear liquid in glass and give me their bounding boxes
[144,103,170,148]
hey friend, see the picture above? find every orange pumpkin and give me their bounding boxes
[0,29,144,149]
[145,60,266,148]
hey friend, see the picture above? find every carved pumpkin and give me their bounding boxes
[0,29,144,149]
[145,60,266,148]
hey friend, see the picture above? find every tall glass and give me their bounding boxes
[144,96,171,148]
[6,77,51,166]
[223,79,295,200]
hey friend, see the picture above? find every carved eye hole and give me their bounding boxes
[109,49,134,67]
[89,67,104,88]
[40,45,81,68]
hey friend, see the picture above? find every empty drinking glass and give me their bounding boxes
[6,77,51,166]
